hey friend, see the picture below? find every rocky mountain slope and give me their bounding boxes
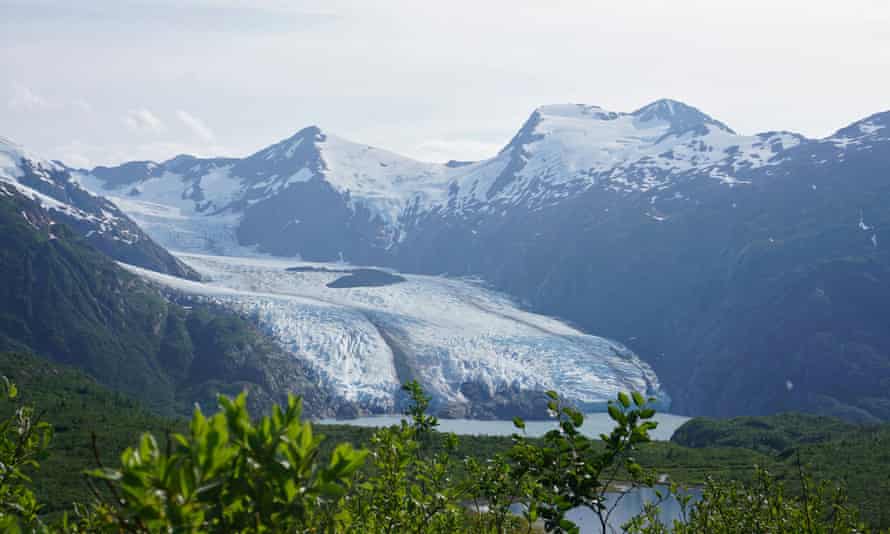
[0,137,198,279]
[0,184,341,417]
[69,99,890,421]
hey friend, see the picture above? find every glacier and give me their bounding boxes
[122,253,667,416]
[66,97,867,417]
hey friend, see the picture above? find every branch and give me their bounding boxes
[91,431,124,506]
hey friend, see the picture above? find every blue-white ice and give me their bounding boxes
[122,253,666,414]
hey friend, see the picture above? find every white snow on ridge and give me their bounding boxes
[0,139,126,230]
[106,194,245,255]
[318,134,455,224]
[829,118,890,149]
[75,165,242,217]
[477,105,805,203]
[0,137,61,179]
[76,100,812,253]
[74,165,250,255]
[122,253,665,413]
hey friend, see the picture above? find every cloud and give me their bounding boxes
[61,152,92,168]
[72,99,92,113]
[8,83,49,111]
[124,109,164,133]
[49,138,234,168]
[52,140,97,169]
[176,110,215,141]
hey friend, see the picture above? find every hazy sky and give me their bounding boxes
[2,0,889,167]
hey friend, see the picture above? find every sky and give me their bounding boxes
[2,0,889,167]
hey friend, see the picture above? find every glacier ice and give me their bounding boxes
[122,253,668,415]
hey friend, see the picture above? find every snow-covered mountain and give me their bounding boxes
[463,100,804,201]
[67,99,890,422]
[0,137,198,279]
[71,99,818,263]
[75,125,457,258]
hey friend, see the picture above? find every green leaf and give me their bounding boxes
[632,391,645,407]
[513,416,526,430]
[640,421,658,431]
[618,392,631,408]
[560,518,580,533]
[545,390,559,400]
[569,410,583,428]
[608,404,623,423]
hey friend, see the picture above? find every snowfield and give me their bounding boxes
[72,99,819,253]
[121,253,667,415]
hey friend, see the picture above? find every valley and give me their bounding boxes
[64,98,890,422]
[3,4,890,530]
[4,97,890,422]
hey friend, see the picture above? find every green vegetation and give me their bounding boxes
[669,413,890,527]
[0,352,181,516]
[0,350,887,531]
[671,412,860,453]
[0,372,51,531]
[625,467,872,534]
[0,195,331,419]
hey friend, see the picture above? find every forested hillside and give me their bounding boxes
[0,191,336,417]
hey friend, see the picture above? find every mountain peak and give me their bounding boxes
[0,136,21,149]
[162,154,197,165]
[530,100,734,136]
[632,99,735,134]
[632,98,686,116]
[286,125,325,142]
[535,104,619,121]
[242,125,327,163]
[829,111,890,143]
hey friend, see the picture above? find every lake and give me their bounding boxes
[316,412,690,441]
[564,485,699,533]
[319,414,697,531]
[476,486,698,532]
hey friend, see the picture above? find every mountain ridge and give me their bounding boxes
[8,98,890,421]
[66,98,839,259]
[0,137,200,279]
[0,187,345,417]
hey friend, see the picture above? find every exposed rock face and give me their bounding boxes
[0,138,199,280]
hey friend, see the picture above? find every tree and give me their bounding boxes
[0,377,880,533]
[624,467,874,534]
[83,392,365,532]
[344,380,468,532]
[0,376,52,532]
[509,390,659,533]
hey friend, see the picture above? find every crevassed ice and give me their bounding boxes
[122,254,666,413]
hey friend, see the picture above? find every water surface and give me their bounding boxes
[317,412,690,441]
[565,486,700,533]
